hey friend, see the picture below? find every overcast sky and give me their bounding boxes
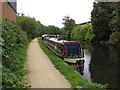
[17,0,94,28]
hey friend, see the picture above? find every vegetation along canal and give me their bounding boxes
[78,43,120,88]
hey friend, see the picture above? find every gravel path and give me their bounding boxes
[27,38,71,88]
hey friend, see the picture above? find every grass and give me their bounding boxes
[38,39,107,89]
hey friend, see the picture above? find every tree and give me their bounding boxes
[17,16,41,39]
[47,25,62,35]
[62,16,76,40]
[71,24,95,41]
[109,2,120,32]
[108,2,120,46]
[91,2,114,41]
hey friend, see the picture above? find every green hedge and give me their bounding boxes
[38,39,107,88]
[2,44,29,89]
[2,19,29,89]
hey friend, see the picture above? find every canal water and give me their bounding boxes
[81,43,120,89]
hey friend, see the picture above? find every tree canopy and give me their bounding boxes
[91,2,114,41]
[71,24,95,41]
[91,2,120,46]
[62,16,76,40]
[17,16,41,39]
[17,15,62,39]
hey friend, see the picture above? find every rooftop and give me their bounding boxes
[77,21,91,26]
[7,0,17,12]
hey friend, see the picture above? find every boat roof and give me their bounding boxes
[45,37,78,44]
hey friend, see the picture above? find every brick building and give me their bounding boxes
[0,0,17,22]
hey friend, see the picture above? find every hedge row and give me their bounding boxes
[2,19,29,89]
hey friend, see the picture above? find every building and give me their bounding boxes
[77,21,91,26]
[0,0,17,22]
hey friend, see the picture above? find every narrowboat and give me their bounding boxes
[42,35,84,64]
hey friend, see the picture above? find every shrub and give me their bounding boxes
[2,19,28,68]
[2,19,29,88]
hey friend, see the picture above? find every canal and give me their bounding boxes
[81,43,120,89]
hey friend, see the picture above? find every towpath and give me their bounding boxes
[26,38,71,88]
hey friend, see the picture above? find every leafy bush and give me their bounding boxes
[2,19,29,88]
[0,62,2,89]
[2,44,29,89]
[2,19,28,68]
[0,37,3,56]
[71,24,95,41]
[2,64,28,89]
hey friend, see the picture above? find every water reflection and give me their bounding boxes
[76,60,85,75]
[67,60,85,75]
[83,50,92,82]
[83,43,120,89]
[67,42,119,88]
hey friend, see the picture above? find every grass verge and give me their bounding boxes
[38,39,107,88]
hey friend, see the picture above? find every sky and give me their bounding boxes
[17,0,94,28]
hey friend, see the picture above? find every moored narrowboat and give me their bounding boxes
[43,35,84,64]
